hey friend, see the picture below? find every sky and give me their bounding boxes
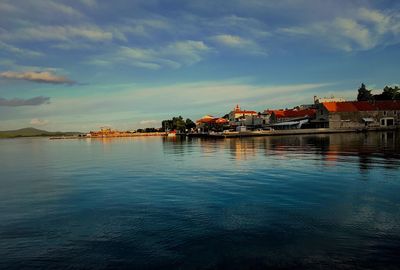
[0,0,399,131]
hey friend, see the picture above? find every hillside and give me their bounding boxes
[0,127,81,138]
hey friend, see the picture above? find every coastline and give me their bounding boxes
[189,127,399,138]
[45,127,399,140]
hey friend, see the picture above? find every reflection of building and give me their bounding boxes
[315,101,400,129]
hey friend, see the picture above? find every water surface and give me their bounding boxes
[1,132,399,269]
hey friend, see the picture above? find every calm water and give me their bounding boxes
[1,132,400,269]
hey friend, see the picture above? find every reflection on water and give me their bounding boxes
[163,131,400,171]
[0,132,399,269]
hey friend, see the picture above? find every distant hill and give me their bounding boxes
[0,127,82,138]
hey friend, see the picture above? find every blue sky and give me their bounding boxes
[0,0,399,131]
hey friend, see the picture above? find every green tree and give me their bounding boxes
[185,118,196,130]
[374,85,400,100]
[357,83,373,101]
[172,116,186,131]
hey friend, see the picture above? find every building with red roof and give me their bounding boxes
[316,100,400,129]
[266,109,317,123]
[196,115,229,131]
[228,104,258,122]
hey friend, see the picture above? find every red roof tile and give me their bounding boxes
[268,109,316,118]
[323,101,400,112]
[374,100,400,110]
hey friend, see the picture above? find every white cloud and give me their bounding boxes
[30,118,49,126]
[278,7,400,51]
[211,34,250,47]
[0,41,42,57]
[139,120,158,126]
[88,40,210,69]
[3,25,114,42]
[0,71,74,84]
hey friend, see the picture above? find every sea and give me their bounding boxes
[0,131,399,269]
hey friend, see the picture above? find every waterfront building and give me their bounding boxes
[227,105,260,129]
[196,115,229,132]
[315,100,400,129]
[263,109,317,130]
[228,105,258,122]
[267,109,317,123]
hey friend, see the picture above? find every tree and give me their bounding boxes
[185,118,196,130]
[374,85,400,100]
[161,116,196,132]
[161,120,173,131]
[172,116,186,131]
[357,83,373,101]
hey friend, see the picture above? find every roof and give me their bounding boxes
[234,110,257,114]
[196,116,229,124]
[232,104,257,114]
[323,101,400,112]
[373,101,400,110]
[215,118,229,124]
[267,109,316,118]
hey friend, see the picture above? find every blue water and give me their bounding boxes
[0,132,399,269]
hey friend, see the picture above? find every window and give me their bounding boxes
[387,119,394,126]
[381,119,385,126]
[383,111,387,116]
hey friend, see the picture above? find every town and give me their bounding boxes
[85,84,400,138]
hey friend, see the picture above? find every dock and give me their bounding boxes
[188,127,398,139]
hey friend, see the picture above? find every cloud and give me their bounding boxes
[0,71,74,84]
[30,118,49,126]
[0,96,50,107]
[3,25,114,42]
[139,120,158,126]
[212,34,250,47]
[0,41,42,57]
[89,40,210,69]
[278,7,400,51]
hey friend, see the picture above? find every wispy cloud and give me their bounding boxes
[210,34,266,55]
[0,41,42,57]
[0,71,75,84]
[88,40,210,69]
[139,119,158,126]
[0,96,50,107]
[212,34,251,48]
[278,7,400,51]
[2,25,114,42]
[30,118,49,126]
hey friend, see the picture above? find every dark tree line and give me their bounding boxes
[161,116,196,132]
[357,83,400,101]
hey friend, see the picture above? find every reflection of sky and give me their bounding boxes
[0,132,399,268]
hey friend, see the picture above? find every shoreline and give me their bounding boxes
[188,127,399,138]
[44,127,400,140]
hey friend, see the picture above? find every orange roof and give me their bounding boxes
[323,101,400,112]
[268,109,316,118]
[215,118,229,124]
[196,116,229,124]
